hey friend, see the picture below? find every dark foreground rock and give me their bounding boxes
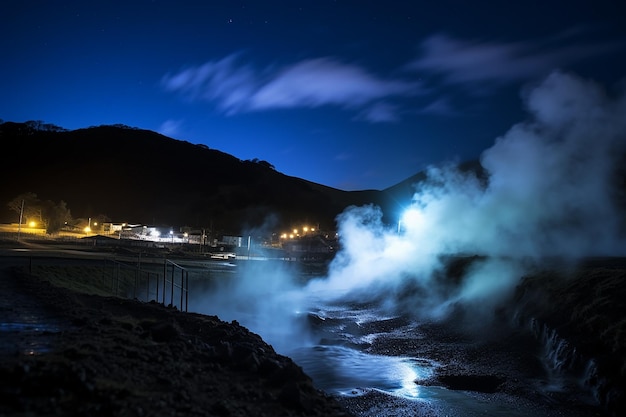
[512,258,626,416]
[0,267,351,417]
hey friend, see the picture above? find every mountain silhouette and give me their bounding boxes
[0,121,422,234]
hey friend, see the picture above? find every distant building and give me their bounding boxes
[222,235,243,247]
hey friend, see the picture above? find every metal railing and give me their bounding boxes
[162,260,189,312]
[103,259,161,304]
[21,256,190,313]
[102,258,189,312]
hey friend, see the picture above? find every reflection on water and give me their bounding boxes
[0,320,64,355]
[0,321,63,333]
[184,261,603,417]
[289,343,575,417]
[288,345,435,398]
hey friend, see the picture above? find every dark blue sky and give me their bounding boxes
[2,1,625,190]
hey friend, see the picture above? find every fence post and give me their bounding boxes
[116,262,120,297]
[162,260,167,305]
[180,268,184,311]
[185,270,189,312]
[170,263,175,307]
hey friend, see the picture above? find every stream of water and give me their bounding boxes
[184,261,605,417]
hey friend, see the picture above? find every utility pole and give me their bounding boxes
[17,199,24,241]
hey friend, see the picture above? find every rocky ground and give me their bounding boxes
[0,265,351,417]
[511,258,626,415]
[1,251,624,417]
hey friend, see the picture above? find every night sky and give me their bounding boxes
[2,1,625,191]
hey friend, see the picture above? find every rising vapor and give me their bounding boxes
[309,70,626,319]
[196,71,626,350]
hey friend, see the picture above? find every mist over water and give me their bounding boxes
[194,260,314,352]
[196,71,626,351]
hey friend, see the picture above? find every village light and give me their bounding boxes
[28,221,36,228]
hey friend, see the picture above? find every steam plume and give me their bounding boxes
[310,71,626,319]
[196,71,626,349]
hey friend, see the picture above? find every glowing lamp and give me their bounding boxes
[400,207,426,234]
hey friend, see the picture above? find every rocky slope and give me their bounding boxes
[0,266,351,417]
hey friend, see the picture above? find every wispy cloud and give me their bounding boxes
[355,102,400,123]
[334,152,353,161]
[418,97,457,116]
[162,32,621,120]
[161,54,258,115]
[158,119,183,138]
[162,55,421,121]
[409,33,621,86]
[249,58,418,110]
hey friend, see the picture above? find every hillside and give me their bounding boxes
[0,122,423,234]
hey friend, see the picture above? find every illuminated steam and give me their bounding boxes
[196,71,626,349]
[194,260,313,353]
[309,71,626,319]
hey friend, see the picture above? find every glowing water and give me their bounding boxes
[0,320,64,355]
[288,345,433,398]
